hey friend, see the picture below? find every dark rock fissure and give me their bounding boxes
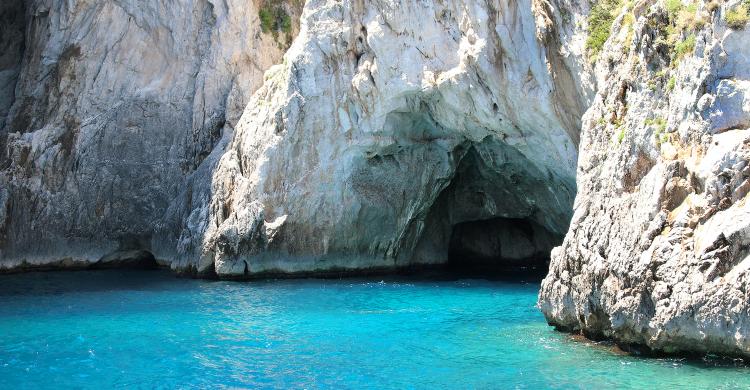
[0,0,27,167]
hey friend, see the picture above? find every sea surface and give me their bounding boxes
[0,270,748,389]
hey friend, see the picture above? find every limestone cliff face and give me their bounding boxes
[1,0,591,274]
[0,0,302,269]
[175,0,592,276]
[539,1,750,356]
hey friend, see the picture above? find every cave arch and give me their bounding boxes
[405,136,573,273]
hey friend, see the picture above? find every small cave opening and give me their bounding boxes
[92,249,160,270]
[89,235,162,270]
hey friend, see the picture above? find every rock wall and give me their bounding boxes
[1,0,591,275]
[540,1,750,357]
[174,0,592,277]
[0,0,302,269]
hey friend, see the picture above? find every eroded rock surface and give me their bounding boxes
[174,0,591,276]
[539,1,750,357]
[0,0,302,269]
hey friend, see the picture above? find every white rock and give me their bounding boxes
[540,3,750,357]
[184,0,591,276]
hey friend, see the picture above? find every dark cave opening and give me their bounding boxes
[92,249,159,270]
[407,139,570,278]
[446,217,557,274]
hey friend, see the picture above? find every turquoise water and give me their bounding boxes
[1,270,749,389]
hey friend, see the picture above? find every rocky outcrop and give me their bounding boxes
[1,0,591,275]
[539,1,750,357]
[171,0,592,276]
[0,0,302,269]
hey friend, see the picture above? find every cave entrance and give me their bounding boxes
[447,217,557,274]
[92,249,159,270]
[409,139,571,277]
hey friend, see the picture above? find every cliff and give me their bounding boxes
[539,0,750,357]
[181,0,591,276]
[1,0,592,275]
[0,0,302,269]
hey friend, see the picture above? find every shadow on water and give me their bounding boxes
[0,259,548,297]
[0,269,192,297]
[398,264,549,284]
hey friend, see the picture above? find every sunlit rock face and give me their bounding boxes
[0,0,302,269]
[539,2,750,357]
[179,0,592,277]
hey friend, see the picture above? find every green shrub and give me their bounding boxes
[259,7,274,33]
[725,5,750,29]
[652,0,702,67]
[617,127,626,144]
[676,3,703,30]
[655,127,669,145]
[646,117,667,129]
[280,12,292,34]
[667,76,677,91]
[586,0,622,57]
[673,34,696,61]
[666,0,683,17]
[647,117,669,145]
[258,2,293,36]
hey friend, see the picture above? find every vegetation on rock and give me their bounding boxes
[586,0,624,58]
[646,117,669,145]
[725,3,750,29]
[258,0,297,46]
[586,0,706,63]
[673,33,696,61]
[667,75,677,91]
